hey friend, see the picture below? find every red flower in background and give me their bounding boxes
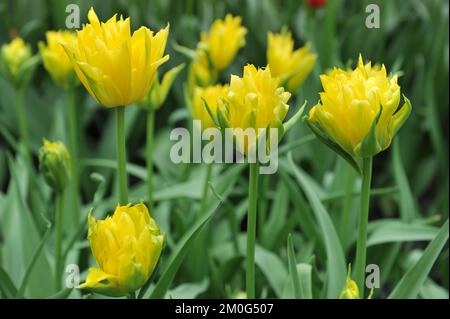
[307,0,326,9]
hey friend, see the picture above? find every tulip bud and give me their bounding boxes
[138,64,185,110]
[39,139,71,193]
[80,203,164,297]
[339,265,360,299]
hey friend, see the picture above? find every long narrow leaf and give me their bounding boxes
[388,219,449,299]
[285,154,346,298]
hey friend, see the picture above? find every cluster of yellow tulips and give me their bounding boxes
[0,7,411,299]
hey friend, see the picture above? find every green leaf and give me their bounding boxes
[46,288,73,299]
[368,222,439,246]
[255,245,288,298]
[287,234,301,298]
[285,154,346,298]
[282,100,307,134]
[16,215,52,298]
[297,263,313,299]
[202,97,220,127]
[0,266,17,299]
[166,278,209,299]
[149,186,223,298]
[2,153,54,297]
[172,41,200,61]
[388,219,449,299]
[392,139,416,222]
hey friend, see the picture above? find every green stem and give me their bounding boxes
[55,191,64,292]
[146,107,155,206]
[339,166,356,250]
[67,86,80,225]
[246,162,259,299]
[354,156,373,296]
[198,163,213,216]
[15,87,30,158]
[116,106,128,205]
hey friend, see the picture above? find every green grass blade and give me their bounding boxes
[287,234,301,298]
[149,186,223,298]
[388,219,449,299]
[297,263,313,299]
[368,222,439,246]
[285,154,346,298]
[0,267,17,299]
[392,139,417,222]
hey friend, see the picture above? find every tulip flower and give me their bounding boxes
[200,14,247,72]
[0,37,37,87]
[81,203,164,297]
[219,64,292,155]
[38,139,71,290]
[267,29,317,93]
[62,7,169,108]
[38,31,78,89]
[306,55,411,294]
[64,7,170,205]
[307,54,411,162]
[1,37,39,158]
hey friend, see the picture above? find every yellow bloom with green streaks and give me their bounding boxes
[81,203,164,297]
[63,7,169,107]
[200,14,247,72]
[267,30,316,92]
[221,64,291,154]
[39,31,78,88]
[307,54,411,160]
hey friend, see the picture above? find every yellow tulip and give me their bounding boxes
[220,64,291,154]
[62,7,169,107]
[190,84,228,130]
[1,37,31,77]
[0,37,38,87]
[307,54,411,159]
[81,203,164,297]
[188,50,212,89]
[200,14,247,72]
[267,30,316,92]
[39,31,78,88]
[38,139,71,193]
